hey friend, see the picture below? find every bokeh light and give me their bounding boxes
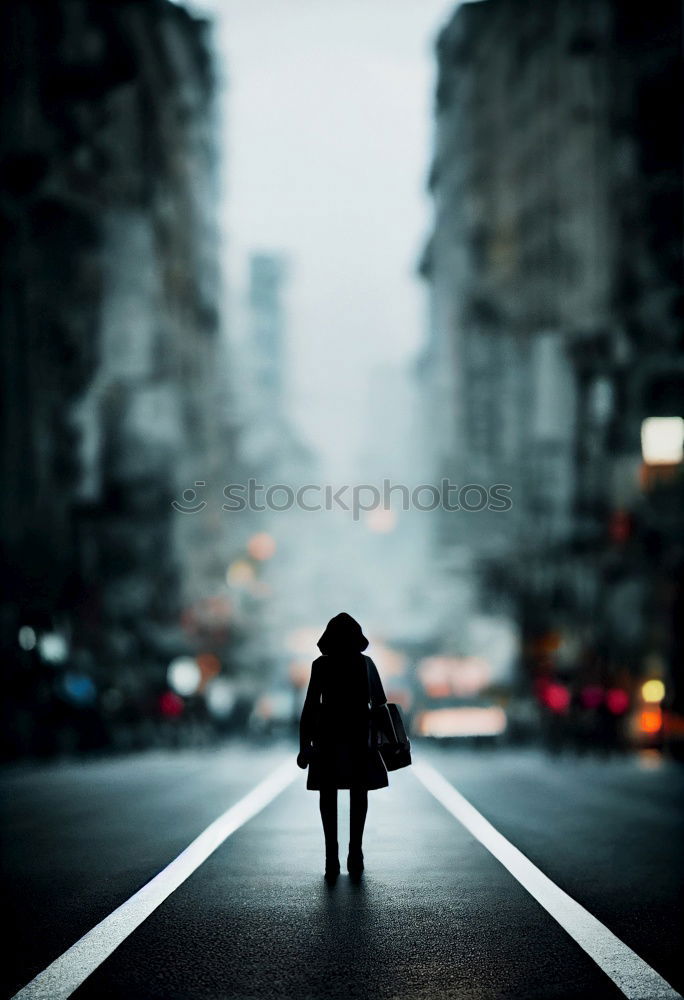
[246,532,277,560]
[641,679,665,704]
[543,683,571,715]
[226,559,256,586]
[167,657,201,697]
[605,689,630,715]
[205,677,236,719]
[638,707,663,734]
[365,508,397,534]
[18,626,36,651]
[640,416,684,465]
[159,691,184,718]
[38,633,68,665]
[580,686,604,710]
[61,672,96,706]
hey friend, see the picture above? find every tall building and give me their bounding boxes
[249,253,287,410]
[421,0,683,713]
[0,0,237,754]
[237,251,315,484]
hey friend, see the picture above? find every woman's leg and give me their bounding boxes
[319,787,338,857]
[349,787,368,853]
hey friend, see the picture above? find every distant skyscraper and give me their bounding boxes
[248,253,288,410]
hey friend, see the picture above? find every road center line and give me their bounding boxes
[413,759,682,1000]
[11,757,299,1000]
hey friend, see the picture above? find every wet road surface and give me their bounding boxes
[2,742,683,1000]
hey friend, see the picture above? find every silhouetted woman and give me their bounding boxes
[297,612,389,879]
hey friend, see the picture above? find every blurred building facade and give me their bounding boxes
[421,0,683,741]
[0,0,241,755]
[230,252,321,679]
[236,252,316,482]
[249,254,286,411]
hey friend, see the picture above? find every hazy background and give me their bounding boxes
[1,0,680,759]
[196,0,459,475]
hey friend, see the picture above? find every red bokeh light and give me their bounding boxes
[543,682,571,714]
[605,688,629,715]
[580,685,604,710]
[159,691,184,718]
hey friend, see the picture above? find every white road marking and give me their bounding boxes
[413,759,682,1000]
[11,758,299,1000]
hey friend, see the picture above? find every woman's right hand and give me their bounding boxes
[296,749,310,769]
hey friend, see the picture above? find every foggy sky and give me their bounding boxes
[187,0,463,476]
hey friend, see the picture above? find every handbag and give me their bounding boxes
[364,655,412,771]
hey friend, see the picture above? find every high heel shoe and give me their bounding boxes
[346,848,364,875]
[325,855,340,879]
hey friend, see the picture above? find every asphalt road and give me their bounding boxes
[2,741,683,1000]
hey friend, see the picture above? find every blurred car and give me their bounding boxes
[413,695,507,745]
[248,688,298,737]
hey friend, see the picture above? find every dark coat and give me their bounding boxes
[299,652,389,791]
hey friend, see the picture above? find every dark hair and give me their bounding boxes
[317,612,369,654]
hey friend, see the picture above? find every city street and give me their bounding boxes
[3,3,682,999]
[2,743,683,1000]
